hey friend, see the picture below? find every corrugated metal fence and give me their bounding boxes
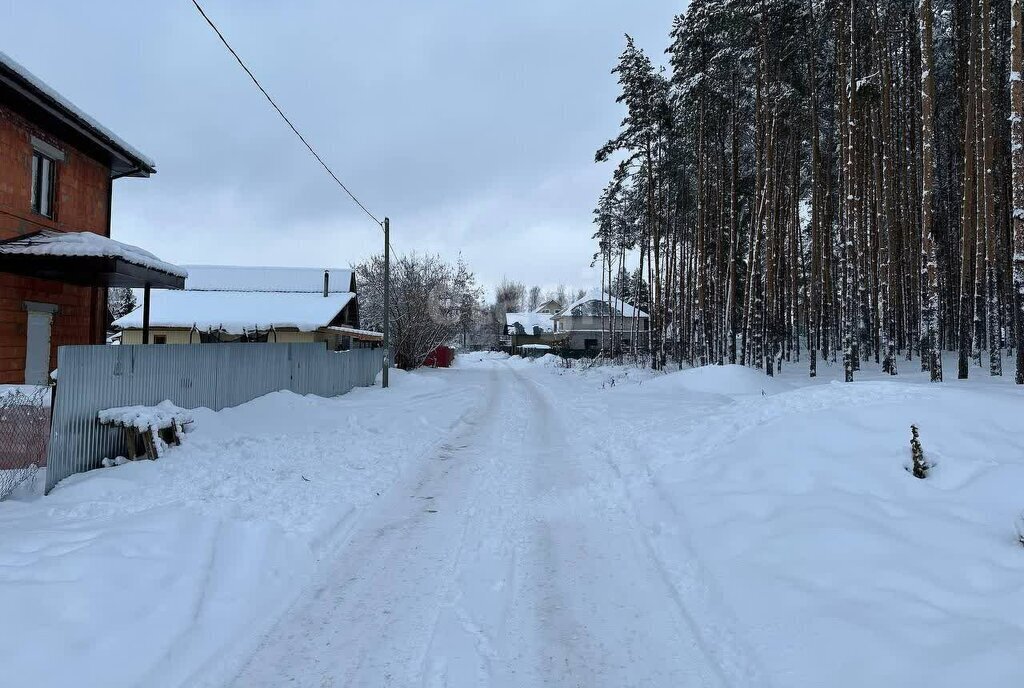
[45,343,383,494]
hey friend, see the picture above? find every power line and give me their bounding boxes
[191,0,384,230]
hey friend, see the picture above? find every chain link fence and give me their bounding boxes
[0,386,49,499]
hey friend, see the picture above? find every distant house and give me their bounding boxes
[552,290,649,353]
[534,299,563,315]
[113,265,381,350]
[504,303,560,350]
[0,51,182,384]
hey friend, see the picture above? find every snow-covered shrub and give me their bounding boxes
[908,424,932,479]
[1016,514,1024,548]
[0,386,48,500]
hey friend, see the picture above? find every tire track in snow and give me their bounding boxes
[227,368,515,687]
[507,367,735,688]
[225,363,754,687]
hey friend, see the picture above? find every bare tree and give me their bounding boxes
[356,253,481,369]
[495,279,526,314]
[527,285,542,311]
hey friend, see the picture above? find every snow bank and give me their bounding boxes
[643,362,789,397]
[593,361,1024,687]
[0,368,476,688]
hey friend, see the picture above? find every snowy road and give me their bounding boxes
[7,353,1020,687]
[228,363,742,687]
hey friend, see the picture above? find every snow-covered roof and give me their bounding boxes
[182,265,355,294]
[505,311,555,333]
[555,290,648,319]
[0,230,186,278]
[112,290,354,333]
[0,50,155,174]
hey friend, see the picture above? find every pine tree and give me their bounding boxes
[909,424,931,478]
[108,287,137,321]
[590,0,1019,380]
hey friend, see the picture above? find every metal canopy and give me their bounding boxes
[0,231,185,290]
[0,230,185,344]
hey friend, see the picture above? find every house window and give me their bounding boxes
[31,150,56,218]
[153,335,167,344]
[584,338,598,350]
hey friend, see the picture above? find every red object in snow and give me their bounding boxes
[423,345,454,368]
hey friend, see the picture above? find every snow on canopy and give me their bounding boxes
[505,311,555,333]
[556,290,648,319]
[0,50,155,171]
[111,290,354,333]
[0,230,186,278]
[182,265,355,293]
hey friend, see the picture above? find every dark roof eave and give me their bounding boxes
[0,253,184,289]
[0,68,156,178]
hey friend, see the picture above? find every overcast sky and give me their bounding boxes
[1,1,680,294]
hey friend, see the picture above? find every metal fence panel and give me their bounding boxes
[46,344,382,494]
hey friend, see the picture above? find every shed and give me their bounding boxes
[423,345,454,368]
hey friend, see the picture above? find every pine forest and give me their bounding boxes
[593,0,1024,382]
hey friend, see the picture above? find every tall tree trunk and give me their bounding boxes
[1012,0,1024,382]
[921,0,943,380]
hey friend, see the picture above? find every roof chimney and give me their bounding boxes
[323,269,329,297]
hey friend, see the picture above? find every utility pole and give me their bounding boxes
[383,217,390,388]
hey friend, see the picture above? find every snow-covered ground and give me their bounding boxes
[2,352,1022,686]
[0,369,480,688]
[558,354,1024,687]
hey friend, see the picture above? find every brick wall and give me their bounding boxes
[0,102,111,384]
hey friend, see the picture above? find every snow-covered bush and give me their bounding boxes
[0,386,48,500]
[909,424,932,479]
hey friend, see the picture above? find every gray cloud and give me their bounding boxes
[1,0,680,292]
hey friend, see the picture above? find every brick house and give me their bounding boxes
[0,51,182,385]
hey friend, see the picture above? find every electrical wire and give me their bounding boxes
[191,0,385,231]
